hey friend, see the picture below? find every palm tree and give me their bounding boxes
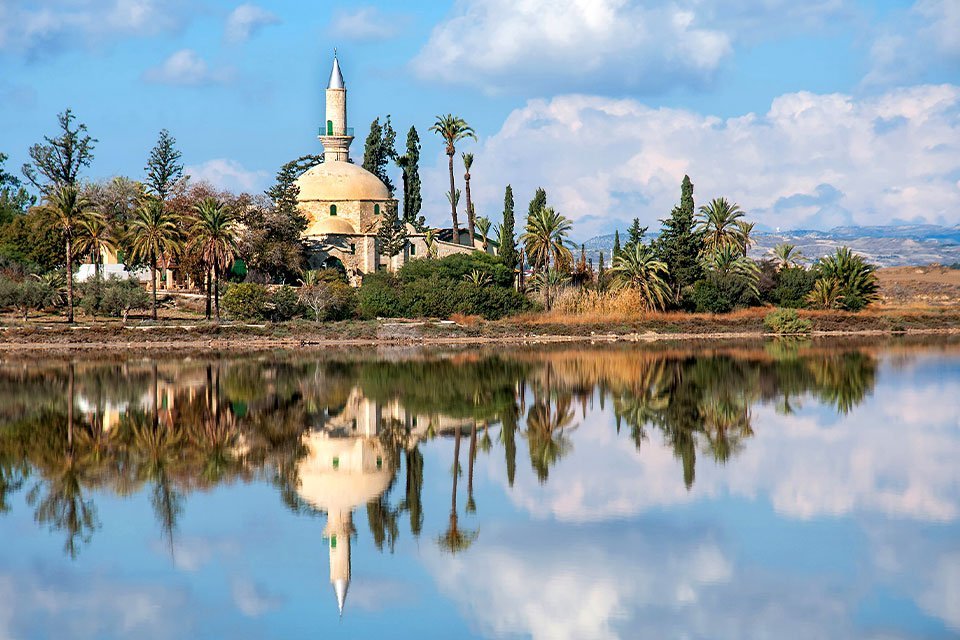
[75,213,115,280]
[41,185,95,323]
[806,277,845,309]
[424,228,439,258]
[430,115,476,243]
[696,198,746,255]
[530,268,570,311]
[610,243,672,311]
[702,245,761,299]
[815,247,879,311]
[522,206,572,274]
[772,243,804,270]
[189,198,240,320]
[475,216,491,252]
[736,220,755,255]
[127,197,181,320]
[462,153,476,245]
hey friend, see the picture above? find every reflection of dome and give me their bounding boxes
[306,217,356,235]
[296,432,393,512]
[296,160,390,201]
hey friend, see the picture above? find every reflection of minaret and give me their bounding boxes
[325,509,353,616]
[296,392,393,617]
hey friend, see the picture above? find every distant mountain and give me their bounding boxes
[579,225,960,268]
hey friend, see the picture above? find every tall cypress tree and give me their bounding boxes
[653,174,702,297]
[498,184,518,270]
[626,217,647,250]
[399,126,422,227]
[613,230,621,259]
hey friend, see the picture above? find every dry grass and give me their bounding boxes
[450,313,483,327]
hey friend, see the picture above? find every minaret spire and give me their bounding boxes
[318,50,352,161]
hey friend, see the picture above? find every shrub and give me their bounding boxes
[398,252,513,288]
[357,273,403,319]
[9,278,49,320]
[690,278,734,313]
[764,308,812,335]
[299,280,356,321]
[769,267,816,308]
[814,247,879,311]
[101,277,150,322]
[79,277,106,319]
[222,283,269,321]
[271,284,302,321]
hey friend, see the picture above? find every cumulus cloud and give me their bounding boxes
[428,84,960,237]
[329,7,403,41]
[0,0,189,57]
[184,159,269,194]
[224,3,279,44]
[412,0,851,94]
[231,578,282,617]
[864,0,960,86]
[143,50,234,86]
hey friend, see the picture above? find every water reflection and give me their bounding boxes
[0,340,957,638]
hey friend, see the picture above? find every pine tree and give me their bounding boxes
[362,116,397,195]
[626,217,647,251]
[22,109,96,192]
[377,202,408,258]
[653,174,703,298]
[613,230,621,258]
[498,184,518,270]
[144,129,183,202]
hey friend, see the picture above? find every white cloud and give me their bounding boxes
[0,0,189,56]
[864,0,960,87]
[329,7,402,41]
[412,0,852,94]
[224,3,279,44]
[231,578,282,617]
[428,84,960,237]
[143,49,233,86]
[185,159,269,194]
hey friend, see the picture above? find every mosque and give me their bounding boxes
[296,54,485,285]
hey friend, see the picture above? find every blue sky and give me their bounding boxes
[1,0,958,239]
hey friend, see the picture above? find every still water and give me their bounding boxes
[0,340,958,639]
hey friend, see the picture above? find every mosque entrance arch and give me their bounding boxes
[322,256,347,279]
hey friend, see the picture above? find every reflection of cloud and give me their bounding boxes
[151,534,239,572]
[421,522,889,640]
[347,578,417,612]
[231,578,282,617]
[497,359,960,524]
[0,571,190,638]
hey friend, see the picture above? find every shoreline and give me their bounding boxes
[2,307,960,354]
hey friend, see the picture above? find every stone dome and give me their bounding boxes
[306,217,356,235]
[296,160,390,202]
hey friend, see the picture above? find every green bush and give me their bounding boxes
[690,278,734,313]
[398,253,513,288]
[79,277,106,319]
[271,284,302,321]
[100,277,150,321]
[764,308,813,335]
[769,267,816,308]
[299,280,356,321]
[357,273,403,319]
[222,283,269,321]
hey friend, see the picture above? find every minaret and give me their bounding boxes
[318,52,353,162]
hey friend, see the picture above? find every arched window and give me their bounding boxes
[329,204,337,216]
[374,204,380,216]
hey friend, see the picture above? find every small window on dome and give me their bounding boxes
[330,204,337,216]
[374,204,380,216]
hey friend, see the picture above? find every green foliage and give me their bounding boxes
[222,283,269,321]
[528,188,546,219]
[377,203,408,257]
[362,116,397,195]
[497,184,518,270]
[22,109,97,192]
[357,273,403,318]
[522,206,572,272]
[270,285,301,321]
[398,252,513,288]
[653,174,703,295]
[144,129,183,201]
[696,197,747,255]
[399,126,423,227]
[610,244,672,311]
[100,277,150,321]
[625,218,647,251]
[0,152,34,225]
[764,308,812,335]
[0,275,56,320]
[690,277,734,313]
[298,280,355,321]
[769,267,816,308]
[612,230,621,259]
[814,247,879,311]
[0,207,65,272]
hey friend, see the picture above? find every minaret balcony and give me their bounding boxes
[320,126,354,137]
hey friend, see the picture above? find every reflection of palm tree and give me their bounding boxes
[466,421,477,514]
[809,353,876,414]
[27,365,100,559]
[402,448,424,537]
[129,406,183,556]
[525,393,577,484]
[438,426,477,554]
